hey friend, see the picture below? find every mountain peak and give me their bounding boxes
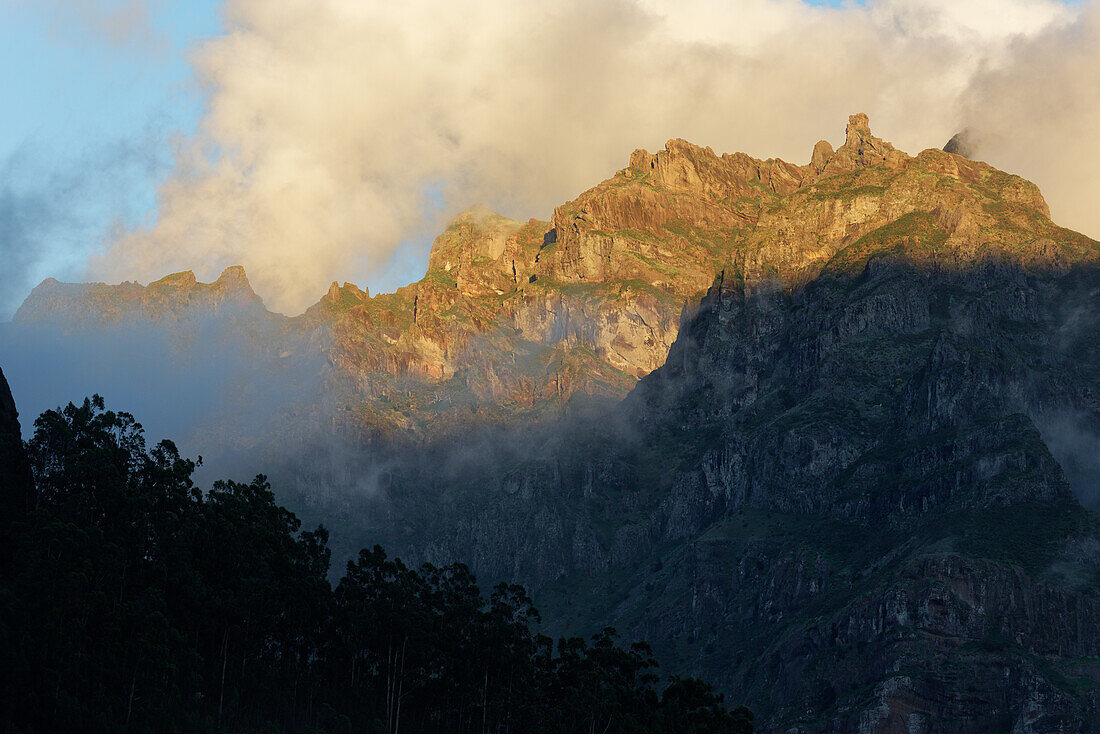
[815,112,909,173]
[452,203,509,225]
[427,205,522,275]
[321,280,369,305]
[12,265,265,327]
[943,128,977,159]
[215,265,250,286]
[845,111,872,141]
[810,140,835,173]
[150,270,197,289]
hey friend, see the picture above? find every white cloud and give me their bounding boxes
[958,3,1100,238]
[92,0,1099,314]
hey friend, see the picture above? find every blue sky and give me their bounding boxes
[0,2,220,160]
[0,0,221,317]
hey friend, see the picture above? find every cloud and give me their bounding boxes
[20,0,166,50]
[0,152,53,321]
[90,0,1097,315]
[0,134,169,320]
[957,3,1100,239]
[1035,409,1100,510]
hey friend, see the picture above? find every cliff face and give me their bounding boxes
[338,118,1100,729]
[390,253,1100,730]
[598,255,1100,729]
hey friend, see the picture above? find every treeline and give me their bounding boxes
[0,396,752,733]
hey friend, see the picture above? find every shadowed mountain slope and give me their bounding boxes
[381,253,1100,730]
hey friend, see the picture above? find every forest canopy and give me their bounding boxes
[0,395,752,733]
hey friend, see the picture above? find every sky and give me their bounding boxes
[0,0,1098,318]
[0,0,222,316]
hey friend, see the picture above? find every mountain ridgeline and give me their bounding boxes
[3,114,1100,730]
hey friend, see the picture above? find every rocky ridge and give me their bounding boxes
[15,265,265,327]
[11,114,1065,442]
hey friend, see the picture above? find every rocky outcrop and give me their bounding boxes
[819,113,910,173]
[0,367,32,526]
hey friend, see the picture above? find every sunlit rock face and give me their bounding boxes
[322,109,1058,436]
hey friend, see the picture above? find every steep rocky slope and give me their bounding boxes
[598,256,1100,730]
[330,120,1100,729]
[383,243,1100,730]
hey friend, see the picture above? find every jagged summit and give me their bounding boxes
[623,112,905,200]
[320,280,369,306]
[426,205,524,275]
[14,264,264,326]
[150,270,198,288]
[215,264,251,286]
[147,265,253,291]
[451,203,515,227]
[12,114,1096,433]
[818,111,909,172]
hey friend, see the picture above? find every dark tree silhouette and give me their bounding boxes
[1,395,752,733]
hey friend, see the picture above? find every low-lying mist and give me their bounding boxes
[0,313,331,483]
[2,261,1098,581]
[1036,410,1100,511]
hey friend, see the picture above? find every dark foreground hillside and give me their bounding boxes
[0,373,751,733]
